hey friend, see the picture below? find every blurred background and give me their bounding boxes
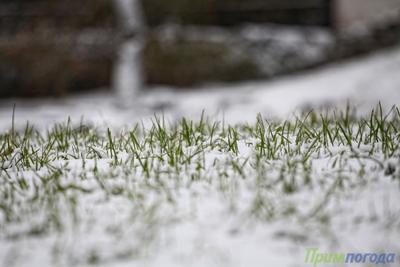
[0,0,400,98]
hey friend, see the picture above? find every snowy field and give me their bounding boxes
[1,47,400,267]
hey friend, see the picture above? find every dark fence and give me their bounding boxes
[142,0,332,26]
[0,0,116,97]
[0,0,114,35]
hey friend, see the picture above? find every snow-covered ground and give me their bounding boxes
[0,47,400,267]
[1,45,400,130]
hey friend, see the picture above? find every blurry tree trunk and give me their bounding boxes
[113,0,146,104]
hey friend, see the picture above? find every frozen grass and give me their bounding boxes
[0,104,400,266]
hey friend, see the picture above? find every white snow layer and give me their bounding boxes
[1,45,400,131]
[0,46,400,267]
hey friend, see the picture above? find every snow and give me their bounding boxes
[1,46,400,267]
[1,45,400,130]
[153,24,335,77]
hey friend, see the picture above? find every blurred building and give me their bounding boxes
[335,0,400,33]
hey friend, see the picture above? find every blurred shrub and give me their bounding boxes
[0,35,113,97]
[144,37,260,86]
[0,0,116,97]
